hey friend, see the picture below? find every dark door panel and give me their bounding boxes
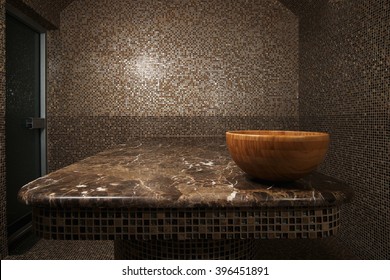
[6,14,42,235]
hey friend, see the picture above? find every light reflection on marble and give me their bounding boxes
[18,138,353,208]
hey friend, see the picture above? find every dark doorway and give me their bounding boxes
[5,13,45,241]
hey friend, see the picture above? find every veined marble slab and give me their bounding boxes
[18,137,353,208]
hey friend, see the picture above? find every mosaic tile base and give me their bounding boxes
[32,206,340,241]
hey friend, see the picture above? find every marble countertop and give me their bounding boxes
[18,137,353,208]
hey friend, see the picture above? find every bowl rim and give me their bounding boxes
[226,130,329,139]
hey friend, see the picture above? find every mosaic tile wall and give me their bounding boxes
[54,0,298,118]
[47,116,299,171]
[46,0,299,171]
[299,0,390,259]
[0,0,6,260]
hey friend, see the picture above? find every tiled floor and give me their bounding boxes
[6,234,114,260]
[5,233,357,260]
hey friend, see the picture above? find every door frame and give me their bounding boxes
[6,4,47,176]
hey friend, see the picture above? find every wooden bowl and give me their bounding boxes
[226,130,329,182]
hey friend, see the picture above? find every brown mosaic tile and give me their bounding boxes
[299,0,390,259]
[6,235,115,260]
[32,206,340,241]
[46,116,299,171]
[49,0,298,118]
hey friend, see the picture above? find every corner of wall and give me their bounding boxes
[6,0,59,29]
